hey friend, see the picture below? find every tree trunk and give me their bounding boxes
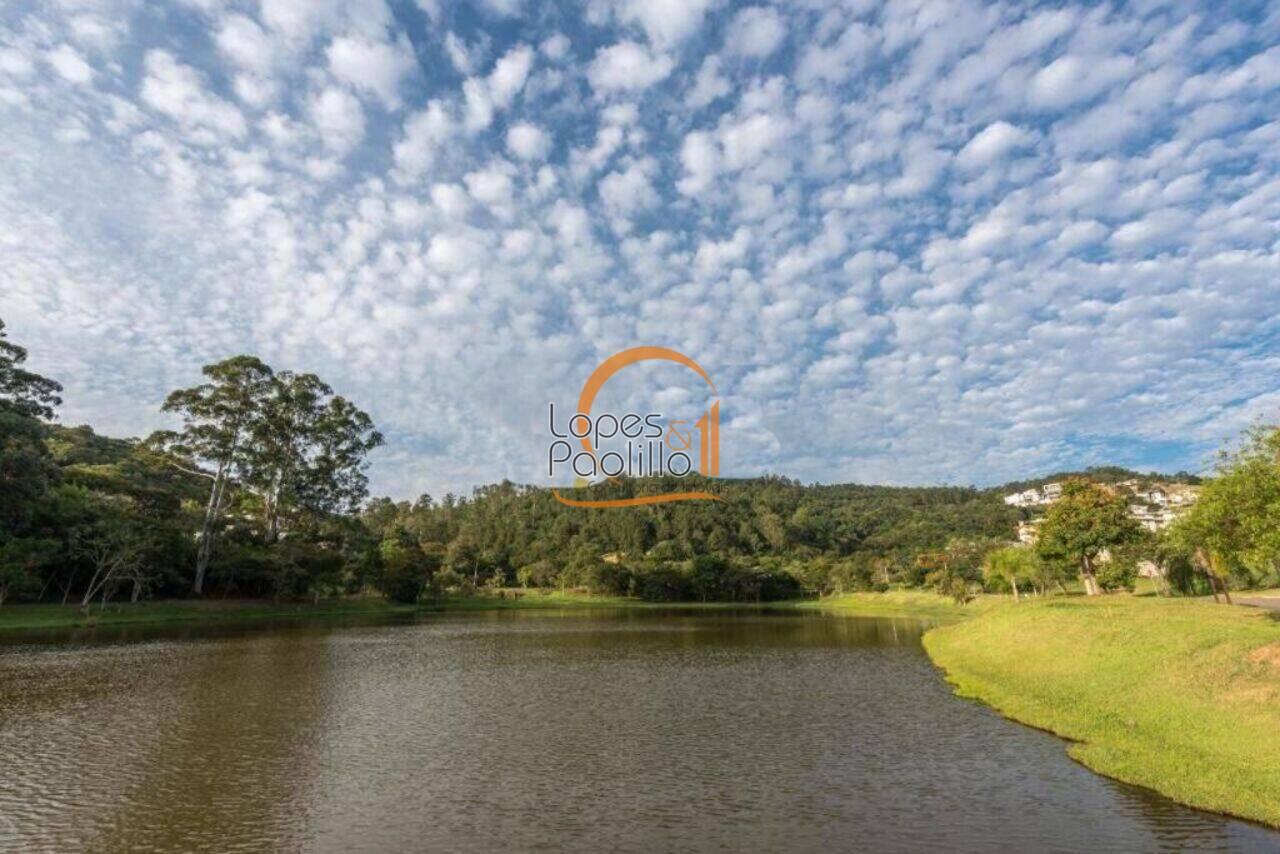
[1194,549,1222,603]
[1081,555,1100,596]
[1011,576,1020,602]
[194,466,227,595]
[263,472,285,545]
[80,571,102,608]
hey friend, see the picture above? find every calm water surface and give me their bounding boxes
[0,610,1276,853]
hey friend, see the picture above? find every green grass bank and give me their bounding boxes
[793,589,998,621]
[924,596,1280,828]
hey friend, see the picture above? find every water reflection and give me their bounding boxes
[0,610,1274,852]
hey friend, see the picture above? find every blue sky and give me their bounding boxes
[2,0,1280,499]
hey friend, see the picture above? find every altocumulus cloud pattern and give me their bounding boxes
[2,0,1280,498]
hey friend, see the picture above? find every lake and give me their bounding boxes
[1,609,1276,852]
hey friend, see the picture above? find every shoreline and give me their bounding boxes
[0,591,796,635]
[0,588,987,636]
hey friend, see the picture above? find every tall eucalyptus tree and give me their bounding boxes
[148,356,274,593]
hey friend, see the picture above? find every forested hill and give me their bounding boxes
[367,473,1022,565]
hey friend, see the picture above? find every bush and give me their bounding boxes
[516,560,557,588]
[1097,556,1137,593]
[634,564,691,601]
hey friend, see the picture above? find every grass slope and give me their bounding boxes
[924,597,1280,827]
[791,589,993,620]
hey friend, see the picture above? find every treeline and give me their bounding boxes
[3,315,1278,608]
[360,476,1024,602]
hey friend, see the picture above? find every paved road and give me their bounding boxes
[1236,596,1280,611]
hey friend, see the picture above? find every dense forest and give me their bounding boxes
[2,317,1276,608]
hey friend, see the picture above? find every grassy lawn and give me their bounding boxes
[924,596,1280,828]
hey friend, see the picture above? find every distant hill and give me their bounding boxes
[44,423,208,509]
[993,466,1202,495]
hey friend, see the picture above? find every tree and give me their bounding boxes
[72,503,150,609]
[1035,480,1141,596]
[983,545,1040,601]
[1095,546,1139,593]
[1171,425,1280,598]
[1,410,59,537]
[0,318,62,530]
[0,537,58,606]
[377,534,435,603]
[0,320,65,606]
[0,319,63,421]
[918,539,988,604]
[149,356,274,594]
[244,371,383,544]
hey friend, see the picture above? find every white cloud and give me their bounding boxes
[393,99,454,178]
[797,21,876,85]
[430,182,471,218]
[259,0,341,45]
[956,121,1035,170]
[587,41,675,93]
[677,130,719,195]
[0,48,34,78]
[140,50,246,139]
[719,112,787,170]
[506,121,551,160]
[309,86,365,154]
[464,163,515,212]
[598,160,657,219]
[47,44,94,85]
[215,14,274,74]
[687,55,731,108]
[540,33,570,62]
[426,231,485,272]
[888,137,950,197]
[725,7,786,59]
[614,0,717,49]
[444,32,481,74]
[327,33,417,109]
[463,44,533,131]
[1028,54,1136,111]
[488,45,534,106]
